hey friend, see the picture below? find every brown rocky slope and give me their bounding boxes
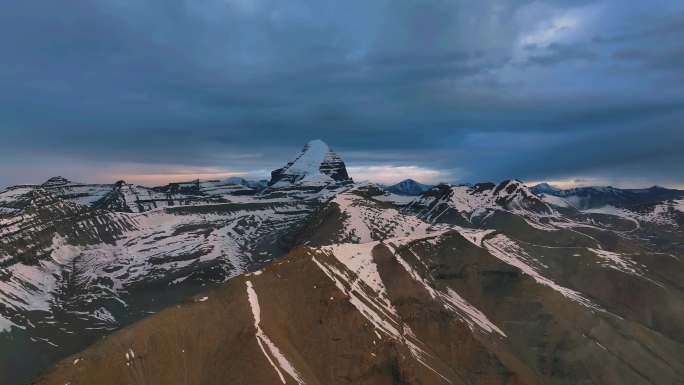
[34,228,684,385]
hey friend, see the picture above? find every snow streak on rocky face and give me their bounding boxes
[312,241,452,379]
[384,239,506,337]
[315,231,512,338]
[588,248,641,275]
[319,243,398,319]
[482,234,599,309]
[245,280,305,385]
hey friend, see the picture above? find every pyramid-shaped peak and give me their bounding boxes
[269,140,351,186]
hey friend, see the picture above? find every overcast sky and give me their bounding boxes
[1,0,682,187]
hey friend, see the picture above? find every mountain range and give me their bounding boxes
[2,140,683,385]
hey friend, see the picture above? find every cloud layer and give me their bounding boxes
[1,0,682,187]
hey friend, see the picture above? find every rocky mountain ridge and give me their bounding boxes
[531,182,684,210]
[32,184,684,385]
[1,141,684,385]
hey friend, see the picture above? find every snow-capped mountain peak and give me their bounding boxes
[269,139,351,186]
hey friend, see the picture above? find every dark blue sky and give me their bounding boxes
[1,0,683,187]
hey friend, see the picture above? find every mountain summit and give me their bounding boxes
[269,139,351,186]
[385,178,432,195]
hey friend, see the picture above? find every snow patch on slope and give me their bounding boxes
[539,194,571,208]
[386,241,505,336]
[587,248,663,287]
[311,250,449,381]
[483,234,597,309]
[588,248,639,275]
[584,205,677,227]
[441,288,506,336]
[318,242,399,327]
[245,280,305,385]
[0,235,82,315]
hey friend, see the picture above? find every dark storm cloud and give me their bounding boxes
[525,43,597,66]
[0,0,682,187]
